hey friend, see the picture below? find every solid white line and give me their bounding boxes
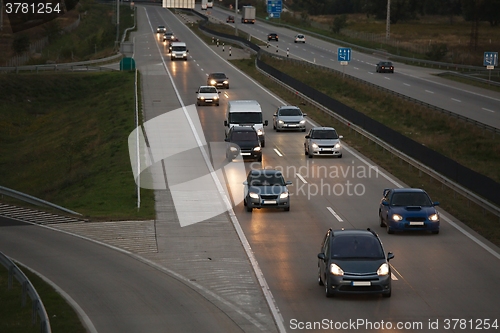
[327,207,344,222]
[451,98,461,102]
[391,273,398,281]
[425,90,434,94]
[482,108,495,113]
[404,83,411,87]
[296,173,307,184]
[273,148,283,157]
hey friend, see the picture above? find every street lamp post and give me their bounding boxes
[235,0,238,36]
[386,0,390,40]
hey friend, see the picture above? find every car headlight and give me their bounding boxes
[257,129,264,136]
[391,214,403,221]
[213,95,219,100]
[278,120,284,124]
[311,143,318,149]
[377,263,390,276]
[200,96,205,100]
[279,192,288,199]
[210,80,216,85]
[253,146,261,152]
[429,213,439,221]
[223,80,228,84]
[334,143,341,149]
[299,120,306,124]
[329,263,344,276]
[249,192,259,199]
[229,147,238,152]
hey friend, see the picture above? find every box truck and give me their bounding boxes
[241,6,256,24]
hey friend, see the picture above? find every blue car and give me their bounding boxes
[379,188,440,234]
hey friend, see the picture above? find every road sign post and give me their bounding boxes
[337,47,352,78]
[483,52,498,85]
[267,0,282,19]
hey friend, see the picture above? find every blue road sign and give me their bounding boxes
[337,47,352,62]
[484,52,498,66]
[267,0,282,18]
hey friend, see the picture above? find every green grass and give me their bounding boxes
[0,72,155,220]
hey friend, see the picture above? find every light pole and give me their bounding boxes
[235,0,238,36]
[385,0,390,40]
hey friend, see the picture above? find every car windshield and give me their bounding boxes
[210,73,226,79]
[248,174,285,186]
[310,130,338,139]
[331,235,384,259]
[297,35,304,38]
[380,62,392,66]
[232,131,257,141]
[279,108,302,116]
[229,112,262,124]
[199,87,217,93]
[391,192,432,206]
[172,46,185,51]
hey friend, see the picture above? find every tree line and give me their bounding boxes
[289,0,500,26]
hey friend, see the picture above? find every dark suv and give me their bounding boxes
[267,33,279,41]
[207,72,229,89]
[317,229,394,298]
[225,126,262,162]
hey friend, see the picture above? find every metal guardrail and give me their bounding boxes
[0,252,51,333]
[254,53,500,220]
[0,186,82,216]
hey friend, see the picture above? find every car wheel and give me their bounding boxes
[246,206,253,212]
[338,154,342,158]
[325,278,334,298]
[284,206,290,212]
[308,151,313,158]
[382,289,392,298]
[302,128,306,132]
[216,103,220,106]
[318,267,324,286]
[276,128,280,132]
[273,123,276,130]
[294,41,297,43]
[431,230,440,234]
[261,141,265,148]
[197,102,200,106]
[304,148,308,156]
[379,213,385,227]
[387,223,394,234]
[257,155,262,162]
[243,199,247,206]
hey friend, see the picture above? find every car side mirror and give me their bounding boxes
[317,253,326,260]
[303,114,307,117]
[387,252,394,261]
[382,201,389,206]
[224,120,228,127]
[285,181,292,185]
[243,181,248,185]
[224,138,229,142]
[264,120,268,126]
[433,201,440,206]
[339,135,344,139]
[305,135,310,139]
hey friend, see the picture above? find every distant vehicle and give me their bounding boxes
[241,5,256,24]
[304,127,343,158]
[207,72,229,89]
[224,100,268,147]
[267,33,279,41]
[317,228,394,298]
[196,86,220,106]
[273,106,307,132]
[243,169,292,212]
[168,38,180,53]
[376,61,394,73]
[225,126,262,162]
[156,25,166,34]
[294,34,306,43]
[226,15,235,23]
[379,188,440,234]
[207,0,213,8]
[201,0,207,10]
[163,32,175,42]
[170,42,188,61]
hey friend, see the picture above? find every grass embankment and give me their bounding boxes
[0,72,155,219]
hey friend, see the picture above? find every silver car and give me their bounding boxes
[304,127,343,158]
[294,34,306,43]
[196,86,220,106]
[273,106,307,132]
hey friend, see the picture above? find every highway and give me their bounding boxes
[207,7,500,131]
[1,4,500,333]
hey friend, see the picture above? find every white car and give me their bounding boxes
[294,34,306,43]
[157,26,166,34]
[304,127,343,158]
[196,86,220,106]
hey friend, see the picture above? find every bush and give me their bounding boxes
[12,35,30,54]
[331,15,347,34]
[426,43,448,61]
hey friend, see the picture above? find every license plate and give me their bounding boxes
[241,153,251,156]
[321,148,333,151]
[287,124,297,127]
[263,200,277,204]
[205,99,212,102]
[410,221,424,225]
[352,281,371,286]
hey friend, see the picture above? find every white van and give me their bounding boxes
[170,42,188,61]
[224,100,268,147]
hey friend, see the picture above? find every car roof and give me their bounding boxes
[331,229,379,238]
[231,126,257,132]
[208,72,227,76]
[198,85,217,89]
[390,188,426,193]
[248,169,283,177]
[278,105,300,110]
[311,126,336,131]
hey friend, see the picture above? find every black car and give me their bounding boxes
[243,169,292,212]
[267,33,279,41]
[225,126,262,162]
[317,229,394,298]
[226,15,235,23]
[376,61,394,73]
[207,72,229,89]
